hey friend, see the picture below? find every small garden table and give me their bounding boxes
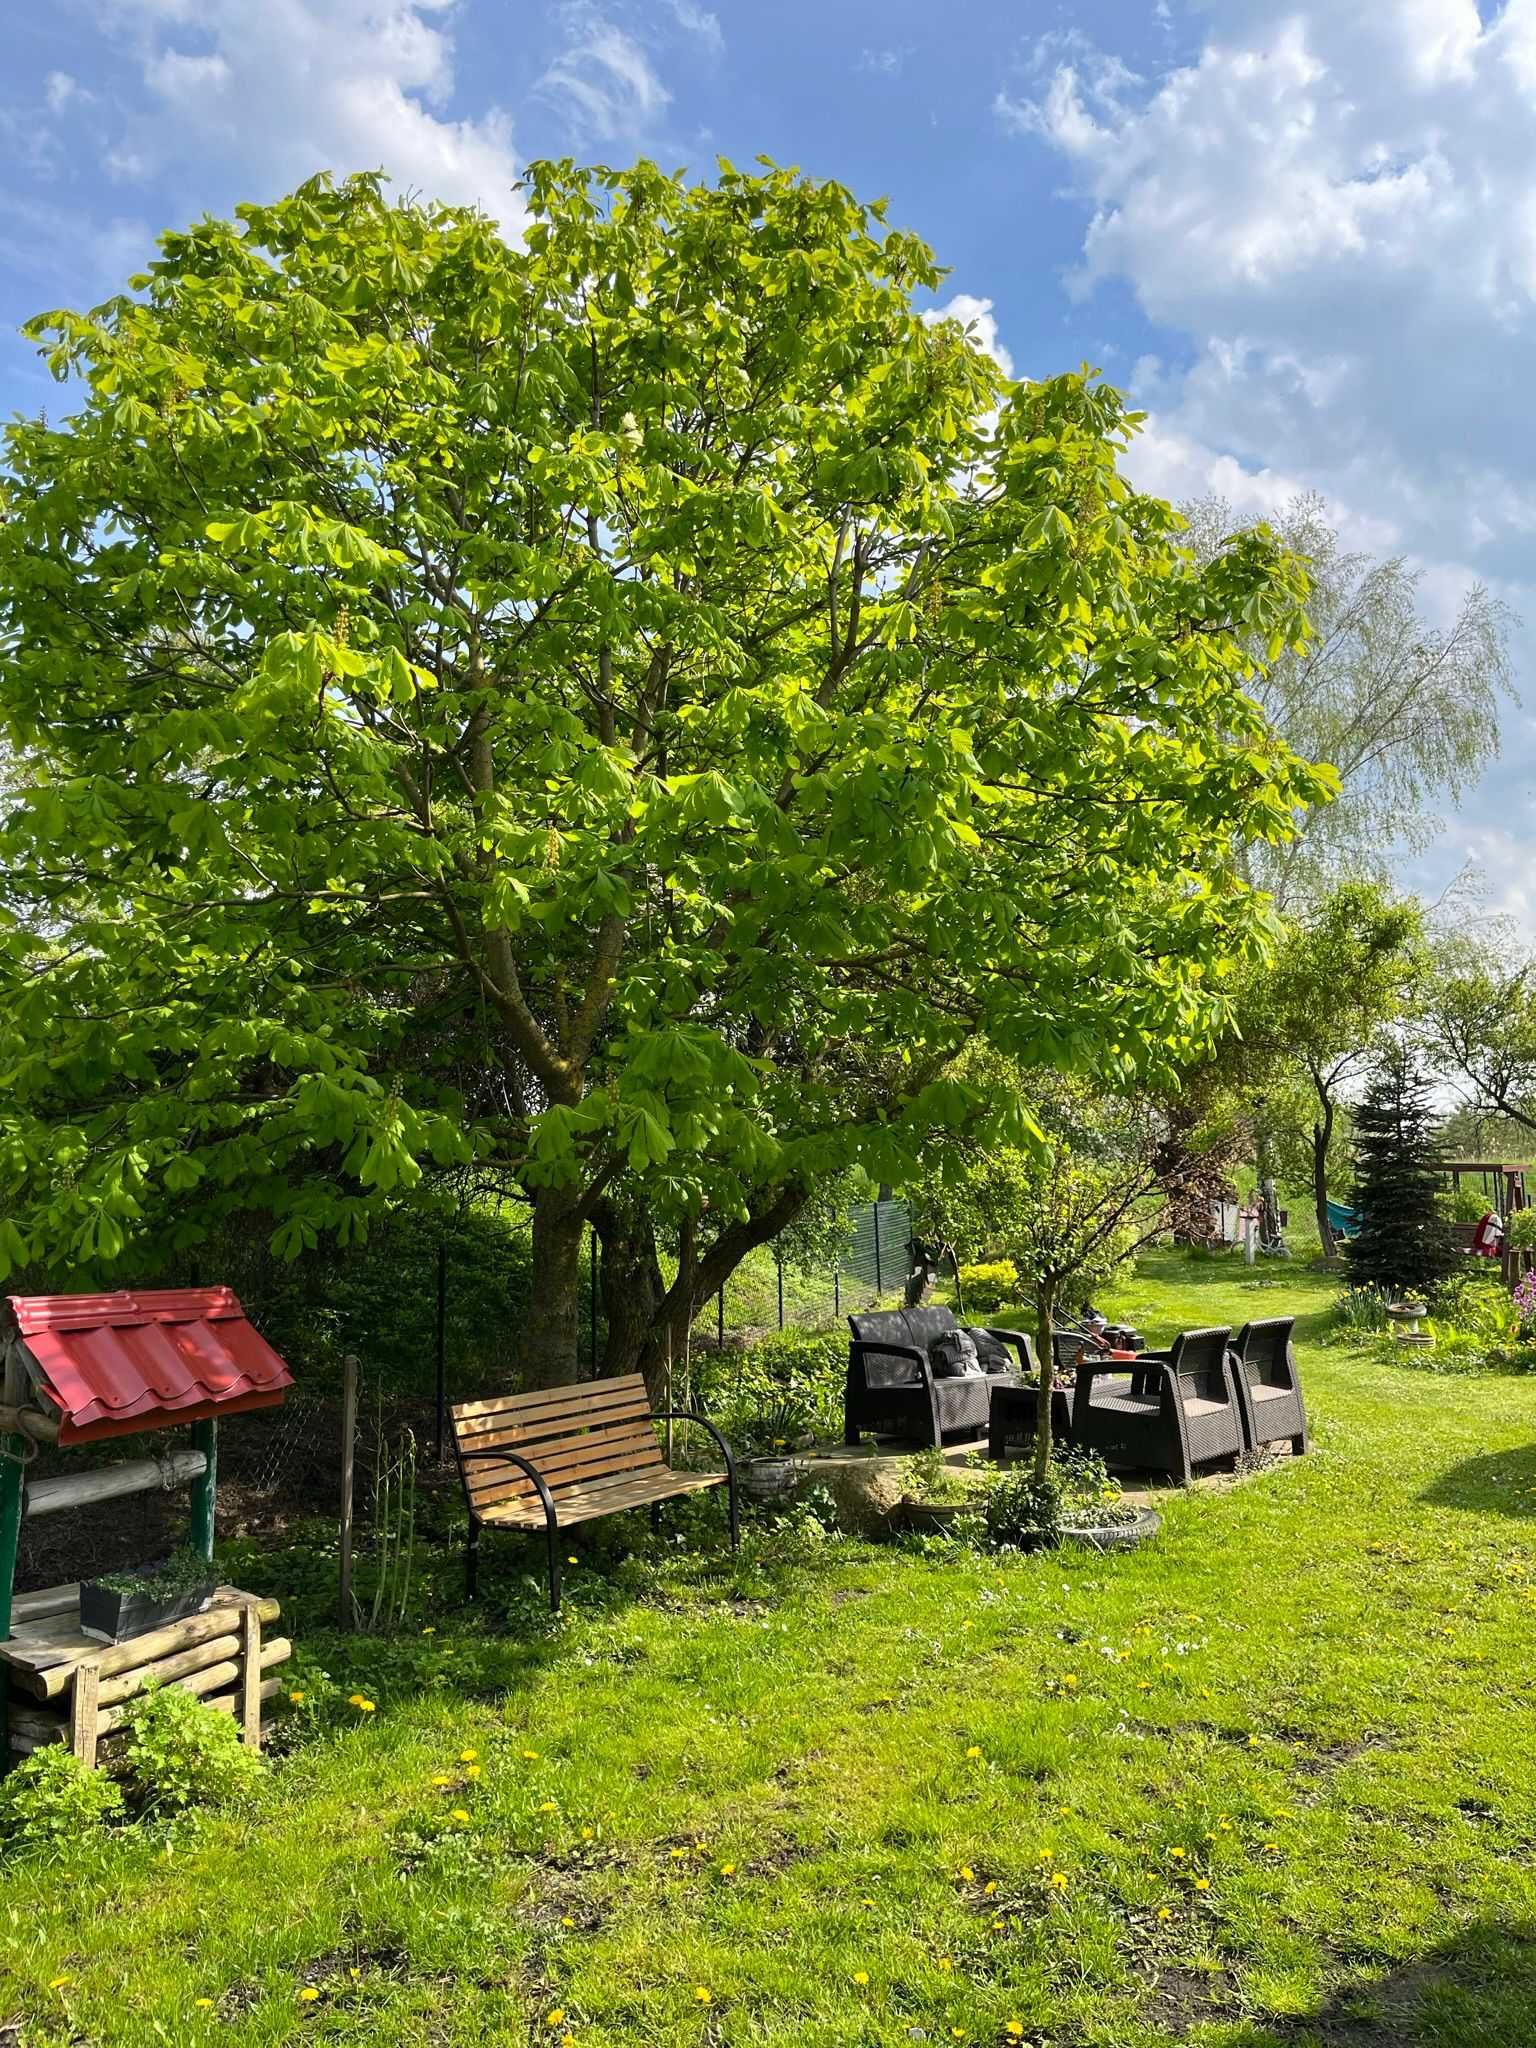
[987,1380,1077,1462]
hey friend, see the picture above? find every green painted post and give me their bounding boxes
[188,1418,218,1563]
[0,1431,23,1772]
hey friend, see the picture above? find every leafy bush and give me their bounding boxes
[115,1685,263,1816]
[1506,1209,1536,1250]
[0,1746,122,1859]
[956,1261,1019,1313]
[697,1328,845,1454]
[1334,1285,1392,1334]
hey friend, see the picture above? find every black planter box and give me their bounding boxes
[79,1572,216,1646]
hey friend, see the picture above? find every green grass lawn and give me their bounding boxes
[5,1251,1536,2045]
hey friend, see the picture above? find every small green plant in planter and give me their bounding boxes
[898,1447,988,1530]
[80,1547,217,1645]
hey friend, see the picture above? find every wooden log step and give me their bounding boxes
[8,1679,284,1754]
[16,1597,280,1702]
[98,1633,291,1709]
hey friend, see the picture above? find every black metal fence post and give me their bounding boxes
[776,1254,785,1330]
[717,1286,724,1347]
[434,1239,447,1463]
[873,1204,883,1296]
[589,1230,599,1375]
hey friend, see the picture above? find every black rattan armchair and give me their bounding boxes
[844,1306,1027,1448]
[1072,1325,1243,1485]
[1229,1318,1308,1455]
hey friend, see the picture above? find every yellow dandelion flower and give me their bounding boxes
[936,1955,953,1972]
[1194,1877,1210,1891]
[460,1749,478,1762]
[561,1916,575,1928]
[694,1986,712,2004]
[853,1970,870,1986]
[422,1626,436,1635]
[581,1827,594,1840]
[721,1863,737,1877]
[670,1847,688,1860]
[465,1764,482,1780]
[451,1808,471,1823]
[522,1748,541,1759]
[1007,2025,1025,2040]
[984,1880,998,1894]
[1050,1872,1069,1890]
[1167,1847,1186,1859]
[567,1555,579,1564]
[431,1774,454,1787]
[194,1998,214,2009]
[288,1690,307,1704]
[540,1801,559,1813]
[1158,1908,1173,1921]
[958,1865,975,1881]
[299,1987,320,2002]
[48,1977,71,1991]
[1061,1674,1078,1689]
[965,1744,983,1759]
[546,2010,566,2028]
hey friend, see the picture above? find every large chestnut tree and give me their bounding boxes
[0,161,1330,1386]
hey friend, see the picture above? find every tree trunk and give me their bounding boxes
[633,1184,811,1399]
[1313,1098,1336,1262]
[517,1185,586,1388]
[1032,1278,1058,1484]
[592,1202,667,1380]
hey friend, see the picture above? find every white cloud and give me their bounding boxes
[44,71,93,115]
[539,18,671,141]
[857,47,909,76]
[1013,0,1536,913]
[924,293,1015,379]
[98,0,524,227]
[664,0,723,56]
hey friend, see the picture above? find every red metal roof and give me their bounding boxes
[5,1287,294,1444]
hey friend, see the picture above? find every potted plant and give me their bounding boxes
[80,1548,217,1645]
[982,1449,1159,1553]
[738,1395,815,1501]
[898,1448,986,1532]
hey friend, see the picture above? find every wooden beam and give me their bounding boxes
[0,1406,59,1445]
[16,1596,280,1701]
[24,1450,207,1520]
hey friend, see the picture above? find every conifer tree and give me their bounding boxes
[1347,1053,1457,1297]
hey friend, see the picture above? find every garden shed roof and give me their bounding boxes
[4,1287,294,1444]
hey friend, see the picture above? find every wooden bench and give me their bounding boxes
[450,1374,738,1612]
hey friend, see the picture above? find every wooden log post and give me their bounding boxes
[238,1603,261,1750]
[14,1596,281,1703]
[69,1658,101,1770]
[188,1418,218,1562]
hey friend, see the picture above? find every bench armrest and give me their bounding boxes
[455,1444,558,1528]
[652,1408,737,1479]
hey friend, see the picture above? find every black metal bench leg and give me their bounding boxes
[466,1519,480,1599]
[545,1512,563,1614]
[727,1471,740,1553]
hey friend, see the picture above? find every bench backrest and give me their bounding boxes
[450,1374,662,1518]
[1233,1317,1294,1382]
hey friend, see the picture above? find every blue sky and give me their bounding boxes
[3,0,1533,926]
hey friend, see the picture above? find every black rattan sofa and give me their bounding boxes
[1229,1317,1308,1454]
[845,1306,1031,1448]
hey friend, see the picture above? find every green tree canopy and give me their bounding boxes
[0,161,1330,1385]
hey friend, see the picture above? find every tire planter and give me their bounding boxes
[79,1575,216,1646]
[900,1499,974,1534]
[1059,1508,1161,1552]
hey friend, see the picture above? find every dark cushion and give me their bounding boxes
[901,1304,959,1351]
[929,1329,981,1378]
[966,1327,1014,1375]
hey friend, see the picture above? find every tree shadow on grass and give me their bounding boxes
[1210,1915,1536,2047]
[1418,1444,1536,1519]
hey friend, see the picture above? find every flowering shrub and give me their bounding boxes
[1514,1268,1536,1323]
[956,1261,1020,1313]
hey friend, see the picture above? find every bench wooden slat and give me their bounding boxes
[481,1468,725,1529]
[463,1429,666,1508]
[454,1384,652,1436]
[456,1399,656,1456]
[452,1375,648,1426]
